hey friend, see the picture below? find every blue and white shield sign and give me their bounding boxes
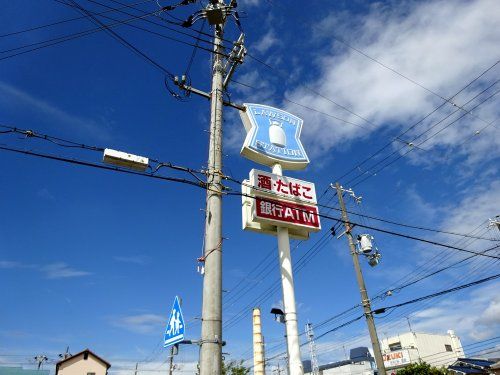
[240,103,309,170]
[163,296,185,347]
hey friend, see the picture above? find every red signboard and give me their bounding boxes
[250,169,317,204]
[254,197,320,229]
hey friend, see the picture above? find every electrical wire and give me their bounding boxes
[265,0,498,129]
[225,188,500,260]
[345,82,500,188]
[231,79,369,131]
[0,8,163,58]
[56,0,226,59]
[330,59,499,187]
[105,0,234,45]
[373,272,500,314]
[263,224,500,359]
[0,0,155,38]
[0,2,227,64]
[223,176,498,242]
[305,226,500,358]
[73,0,222,50]
[0,145,207,189]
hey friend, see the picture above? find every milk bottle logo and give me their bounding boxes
[269,120,286,148]
[240,103,309,170]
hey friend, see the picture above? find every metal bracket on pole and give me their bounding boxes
[173,78,245,111]
[180,338,226,346]
[223,33,246,88]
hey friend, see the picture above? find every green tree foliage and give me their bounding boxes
[222,360,251,375]
[396,362,448,375]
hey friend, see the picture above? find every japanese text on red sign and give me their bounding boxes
[257,174,313,201]
[255,197,320,229]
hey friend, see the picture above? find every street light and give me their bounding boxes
[102,148,149,171]
[270,307,285,324]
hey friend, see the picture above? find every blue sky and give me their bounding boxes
[1,0,499,373]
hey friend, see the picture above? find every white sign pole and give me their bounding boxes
[272,163,304,375]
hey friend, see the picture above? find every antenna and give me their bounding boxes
[305,323,319,375]
[34,355,48,370]
[58,346,71,360]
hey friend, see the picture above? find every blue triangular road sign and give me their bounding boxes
[164,296,185,347]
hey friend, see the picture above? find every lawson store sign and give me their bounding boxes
[240,103,309,170]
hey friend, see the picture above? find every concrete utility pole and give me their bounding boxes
[273,163,303,375]
[253,308,266,375]
[335,183,386,375]
[199,1,226,374]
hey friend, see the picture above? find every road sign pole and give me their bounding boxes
[199,3,226,374]
[335,183,386,375]
[272,163,303,375]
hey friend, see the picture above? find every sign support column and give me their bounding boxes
[272,163,303,375]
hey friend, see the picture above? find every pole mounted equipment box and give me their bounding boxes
[206,5,225,25]
[103,148,149,171]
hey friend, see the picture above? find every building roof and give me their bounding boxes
[0,367,50,375]
[55,349,111,374]
[448,366,488,374]
[452,358,495,369]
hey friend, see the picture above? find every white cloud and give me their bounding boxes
[0,81,112,140]
[1,260,91,280]
[439,179,500,240]
[253,30,279,55]
[284,0,500,164]
[410,282,500,341]
[0,261,32,269]
[41,263,91,279]
[112,314,165,334]
[238,0,260,7]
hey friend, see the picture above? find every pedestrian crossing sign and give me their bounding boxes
[164,296,185,347]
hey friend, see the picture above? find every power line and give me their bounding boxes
[302,228,498,360]
[3,125,497,262]
[373,272,500,314]
[66,0,222,50]
[103,0,234,45]
[224,176,498,242]
[327,206,498,241]
[348,85,499,188]
[0,7,162,59]
[231,79,371,131]
[331,59,500,186]
[0,145,207,189]
[0,2,228,64]
[375,245,500,298]
[265,0,498,131]
[0,0,155,38]
[3,129,497,264]
[245,53,378,129]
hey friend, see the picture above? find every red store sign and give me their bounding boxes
[254,197,321,230]
[250,169,317,204]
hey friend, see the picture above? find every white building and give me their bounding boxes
[319,361,375,375]
[380,330,464,371]
[55,349,111,375]
[305,347,376,375]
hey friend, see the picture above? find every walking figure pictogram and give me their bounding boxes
[164,296,185,347]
